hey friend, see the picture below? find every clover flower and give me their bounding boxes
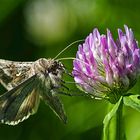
[73,25,140,103]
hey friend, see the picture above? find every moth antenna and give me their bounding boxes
[57,57,89,66]
[54,39,84,60]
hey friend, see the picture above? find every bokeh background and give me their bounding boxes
[0,0,140,140]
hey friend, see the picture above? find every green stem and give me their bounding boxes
[103,97,126,140]
[115,98,125,140]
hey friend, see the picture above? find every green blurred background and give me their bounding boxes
[0,0,140,140]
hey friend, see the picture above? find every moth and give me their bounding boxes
[0,58,68,125]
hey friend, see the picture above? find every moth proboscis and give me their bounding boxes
[0,58,67,125]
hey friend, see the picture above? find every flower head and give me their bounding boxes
[73,25,140,103]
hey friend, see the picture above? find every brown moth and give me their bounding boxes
[0,40,83,125]
[0,58,67,125]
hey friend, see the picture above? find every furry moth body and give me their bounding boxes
[0,58,67,125]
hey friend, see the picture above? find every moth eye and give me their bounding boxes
[47,68,57,75]
[52,71,57,75]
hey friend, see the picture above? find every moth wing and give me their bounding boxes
[0,75,40,125]
[40,90,67,124]
[0,59,34,90]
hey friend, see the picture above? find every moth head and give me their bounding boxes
[47,59,65,78]
[35,58,65,78]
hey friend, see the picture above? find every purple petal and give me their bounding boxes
[73,25,140,101]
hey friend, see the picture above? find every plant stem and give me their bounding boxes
[103,97,126,140]
[116,98,125,140]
